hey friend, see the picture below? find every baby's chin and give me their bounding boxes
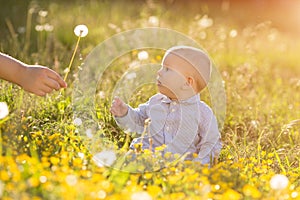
[157,87,177,99]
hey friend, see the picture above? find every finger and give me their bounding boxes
[44,78,61,90]
[39,84,54,94]
[46,69,67,88]
[34,90,47,97]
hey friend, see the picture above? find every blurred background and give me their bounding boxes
[1,0,300,60]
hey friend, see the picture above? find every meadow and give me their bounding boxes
[0,0,300,199]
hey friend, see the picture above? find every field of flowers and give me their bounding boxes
[0,0,300,199]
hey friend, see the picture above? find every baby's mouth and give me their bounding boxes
[156,79,162,86]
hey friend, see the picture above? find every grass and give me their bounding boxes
[0,0,300,199]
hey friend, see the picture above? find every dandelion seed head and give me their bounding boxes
[35,25,44,32]
[291,192,298,198]
[198,15,213,28]
[131,191,152,200]
[73,118,82,126]
[66,175,77,186]
[138,50,149,60]
[270,174,289,190]
[97,190,106,199]
[148,16,159,26]
[43,23,54,32]
[39,176,47,183]
[38,10,48,17]
[78,152,84,159]
[0,102,9,119]
[229,29,238,38]
[98,91,106,99]
[74,24,88,37]
[86,128,93,138]
[17,27,26,34]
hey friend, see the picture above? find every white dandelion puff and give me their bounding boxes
[148,16,159,26]
[74,24,88,37]
[229,29,238,38]
[78,152,85,159]
[35,25,44,32]
[270,174,289,190]
[38,10,48,17]
[0,102,9,119]
[198,15,213,28]
[73,118,82,126]
[43,23,54,32]
[131,191,152,200]
[93,150,116,167]
[65,175,77,186]
[138,51,149,60]
[85,128,93,139]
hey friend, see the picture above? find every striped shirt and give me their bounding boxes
[115,93,222,164]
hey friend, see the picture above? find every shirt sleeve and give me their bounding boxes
[114,102,149,134]
[194,104,222,163]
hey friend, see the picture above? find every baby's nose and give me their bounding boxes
[157,68,162,76]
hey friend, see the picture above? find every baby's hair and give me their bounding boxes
[162,45,212,92]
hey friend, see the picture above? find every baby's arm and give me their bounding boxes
[110,96,149,134]
[0,52,66,96]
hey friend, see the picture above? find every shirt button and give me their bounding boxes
[166,126,170,131]
[171,109,176,112]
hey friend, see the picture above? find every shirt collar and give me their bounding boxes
[160,93,200,105]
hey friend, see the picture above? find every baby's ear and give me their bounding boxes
[182,77,194,89]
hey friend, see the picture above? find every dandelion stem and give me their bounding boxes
[63,32,82,82]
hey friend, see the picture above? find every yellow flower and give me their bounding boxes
[143,173,153,180]
[242,184,261,198]
[50,156,60,165]
[28,177,40,187]
[147,185,162,197]
[223,189,242,200]
[170,192,185,200]
[0,171,10,181]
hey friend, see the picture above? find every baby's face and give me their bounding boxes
[156,53,192,100]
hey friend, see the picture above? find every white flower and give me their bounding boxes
[73,118,82,126]
[74,24,88,37]
[270,174,289,190]
[0,102,9,119]
[93,150,116,167]
[138,51,149,60]
[131,191,152,200]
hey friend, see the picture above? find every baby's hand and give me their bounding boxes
[110,96,128,117]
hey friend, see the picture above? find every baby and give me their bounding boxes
[110,46,222,164]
